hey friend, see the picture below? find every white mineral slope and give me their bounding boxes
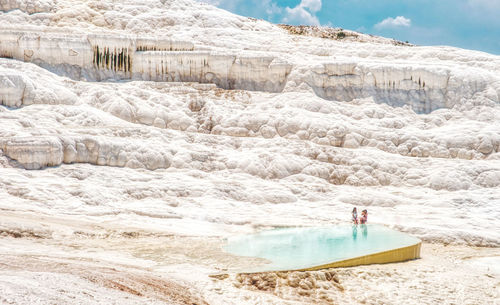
[1,0,500,112]
[0,0,499,304]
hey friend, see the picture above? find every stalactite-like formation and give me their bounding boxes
[93,45,130,72]
[1,30,494,113]
[0,51,13,59]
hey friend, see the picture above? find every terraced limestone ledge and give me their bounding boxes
[299,242,422,271]
[225,243,422,277]
[1,29,499,114]
[0,29,292,93]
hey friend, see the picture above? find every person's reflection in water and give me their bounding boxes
[352,224,358,240]
[361,224,368,239]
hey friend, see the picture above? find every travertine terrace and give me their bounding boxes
[0,0,499,304]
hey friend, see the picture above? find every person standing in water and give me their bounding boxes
[352,207,358,224]
[360,209,368,224]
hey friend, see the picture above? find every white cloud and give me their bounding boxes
[198,0,323,26]
[300,0,322,13]
[283,6,320,26]
[283,0,322,26]
[375,16,411,30]
[262,0,282,15]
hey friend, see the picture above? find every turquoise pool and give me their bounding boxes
[224,224,421,272]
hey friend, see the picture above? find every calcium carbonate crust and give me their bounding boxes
[1,0,499,248]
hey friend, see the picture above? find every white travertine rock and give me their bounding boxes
[0,30,293,92]
[59,136,173,170]
[475,170,500,187]
[302,62,497,113]
[2,136,63,169]
[0,3,500,304]
[343,133,362,149]
[0,71,34,107]
[0,63,77,108]
[0,0,56,14]
[0,27,497,112]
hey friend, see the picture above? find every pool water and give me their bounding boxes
[224,224,421,272]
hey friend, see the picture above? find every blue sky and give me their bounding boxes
[200,0,500,55]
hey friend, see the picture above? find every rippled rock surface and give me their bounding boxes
[1,1,499,304]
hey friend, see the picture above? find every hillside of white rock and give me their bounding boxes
[0,1,499,304]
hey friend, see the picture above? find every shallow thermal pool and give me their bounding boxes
[224,224,421,272]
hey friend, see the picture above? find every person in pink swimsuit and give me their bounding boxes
[359,209,368,224]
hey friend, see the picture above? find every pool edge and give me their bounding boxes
[298,241,422,271]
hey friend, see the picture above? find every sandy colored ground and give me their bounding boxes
[0,212,498,304]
